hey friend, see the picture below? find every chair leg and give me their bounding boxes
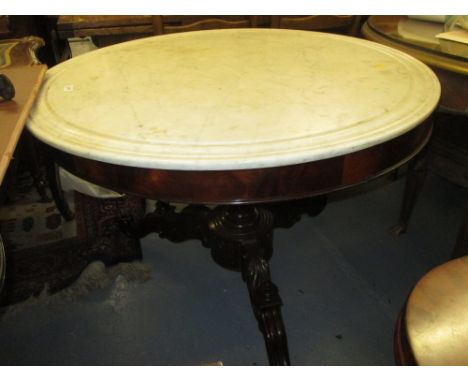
[389,151,428,236]
[388,168,399,182]
[23,131,52,203]
[452,192,468,259]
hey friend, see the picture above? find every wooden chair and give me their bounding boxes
[271,15,362,36]
[151,16,258,35]
[394,256,468,365]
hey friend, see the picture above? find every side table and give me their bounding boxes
[27,29,440,365]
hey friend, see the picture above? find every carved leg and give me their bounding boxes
[83,216,143,266]
[242,245,290,365]
[134,201,211,244]
[389,150,428,236]
[45,159,75,221]
[134,201,305,364]
[269,195,328,229]
[209,205,291,365]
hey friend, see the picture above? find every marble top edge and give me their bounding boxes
[27,106,437,171]
[27,28,441,171]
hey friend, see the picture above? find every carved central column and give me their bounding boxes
[208,204,290,365]
[208,205,273,271]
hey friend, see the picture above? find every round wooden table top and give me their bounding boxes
[406,256,468,365]
[28,29,440,172]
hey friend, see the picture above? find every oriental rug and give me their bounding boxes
[0,180,144,306]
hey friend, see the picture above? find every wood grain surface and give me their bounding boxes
[0,37,46,184]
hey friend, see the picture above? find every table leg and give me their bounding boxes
[135,201,318,365]
[134,196,327,366]
[209,205,291,365]
[242,244,290,365]
[389,149,428,236]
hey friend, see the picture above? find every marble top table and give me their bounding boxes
[28,29,439,172]
[27,29,440,365]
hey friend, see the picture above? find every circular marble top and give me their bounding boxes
[27,29,440,170]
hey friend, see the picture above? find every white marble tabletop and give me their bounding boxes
[27,29,440,170]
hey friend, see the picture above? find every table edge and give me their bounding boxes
[45,118,433,205]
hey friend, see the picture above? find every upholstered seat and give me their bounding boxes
[395,256,468,365]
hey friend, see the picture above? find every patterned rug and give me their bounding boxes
[0,181,145,306]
